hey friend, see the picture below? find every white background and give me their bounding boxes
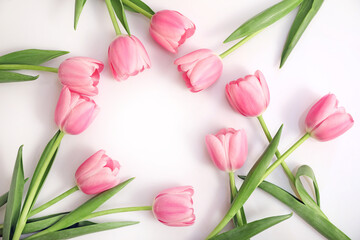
[0,0,359,239]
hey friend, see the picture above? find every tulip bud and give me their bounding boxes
[108,35,151,81]
[153,186,195,227]
[54,86,99,135]
[174,49,223,92]
[305,94,354,141]
[226,70,270,117]
[150,10,195,53]
[205,128,247,172]
[75,150,121,195]
[58,57,104,96]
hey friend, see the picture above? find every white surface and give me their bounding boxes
[0,0,359,239]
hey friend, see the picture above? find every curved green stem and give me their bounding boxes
[262,133,310,182]
[86,206,152,219]
[12,131,65,240]
[105,0,122,35]
[219,31,261,59]
[0,64,58,73]
[229,172,245,227]
[257,115,295,184]
[28,186,79,218]
[122,0,153,19]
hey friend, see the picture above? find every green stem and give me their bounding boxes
[122,0,153,19]
[105,0,122,35]
[0,64,58,73]
[262,133,310,182]
[219,31,260,59]
[28,186,79,218]
[229,172,244,227]
[86,206,153,219]
[12,131,65,240]
[257,115,295,184]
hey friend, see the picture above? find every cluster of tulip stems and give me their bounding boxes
[0,0,355,239]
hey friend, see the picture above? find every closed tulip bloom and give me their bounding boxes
[108,35,151,81]
[174,49,223,92]
[55,86,99,135]
[153,186,195,227]
[75,150,121,195]
[205,128,247,172]
[58,57,104,96]
[305,94,354,141]
[150,10,195,53]
[226,70,270,117]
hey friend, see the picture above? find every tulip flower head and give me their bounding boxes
[153,186,195,227]
[205,128,247,172]
[55,86,99,135]
[75,150,121,195]
[58,57,104,96]
[305,94,354,141]
[108,35,151,81]
[174,49,223,92]
[150,10,195,53]
[226,70,270,117]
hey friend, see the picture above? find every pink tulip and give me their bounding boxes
[58,57,104,96]
[55,86,99,135]
[153,186,195,227]
[205,128,247,172]
[108,35,151,81]
[305,94,354,141]
[150,10,195,53]
[174,49,223,92]
[75,150,121,195]
[226,70,270,117]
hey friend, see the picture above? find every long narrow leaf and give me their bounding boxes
[74,0,88,30]
[0,178,29,209]
[0,71,38,83]
[26,221,138,240]
[111,0,131,35]
[0,192,9,208]
[207,125,282,238]
[3,146,25,240]
[27,178,134,239]
[280,0,324,67]
[0,49,69,65]
[123,0,155,15]
[24,131,62,211]
[224,0,302,43]
[239,176,350,240]
[210,213,292,240]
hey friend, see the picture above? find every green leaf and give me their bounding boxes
[239,176,351,240]
[74,0,88,30]
[3,146,25,240]
[111,0,131,35]
[0,71,39,83]
[210,213,292,240]
[123,0,155,15]
[24,213,68,234]
[0,178,29,209]
[207,125,282,238]
[26,178,134,239]
[224,0,302,43]
[294,165,321,208]
[0,49,69,65]
[24,131,62,211]
[25,221,138,240]
[0,192,9,208]
[280,0,324,67]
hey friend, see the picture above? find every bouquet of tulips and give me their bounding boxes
[0,0,356,239]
